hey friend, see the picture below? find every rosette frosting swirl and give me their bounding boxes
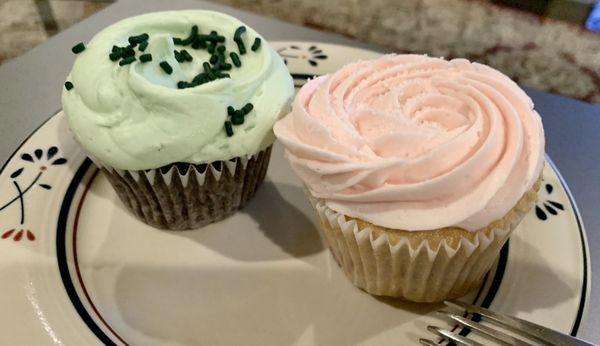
[274,55,545,231]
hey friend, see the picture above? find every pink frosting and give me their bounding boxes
[274,55,545,231]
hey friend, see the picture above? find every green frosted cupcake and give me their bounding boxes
[62,10,294,230]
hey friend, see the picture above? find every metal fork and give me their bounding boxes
[421,300,596,346]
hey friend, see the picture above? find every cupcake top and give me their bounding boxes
[62,11,293,170]
[274,55,545,232]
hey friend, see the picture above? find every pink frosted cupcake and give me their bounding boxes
[274,55,545,302]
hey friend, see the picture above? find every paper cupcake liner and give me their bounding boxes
[308,180,540,302]
[94,146,272,230]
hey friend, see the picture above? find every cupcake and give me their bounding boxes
[274,55,545,302]
[62,11,294,230]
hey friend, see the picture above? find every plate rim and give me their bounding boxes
[0,41,591,344]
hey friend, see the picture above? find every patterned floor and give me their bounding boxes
[1,0,598,103]
[0,0,110,63]
[213,0,600,104]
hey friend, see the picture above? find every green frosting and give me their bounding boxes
[62,10,294,170]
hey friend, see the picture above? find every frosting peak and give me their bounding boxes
[63,11,293,170]
[274,55,545,231]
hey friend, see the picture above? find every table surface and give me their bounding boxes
[0,0,598,343]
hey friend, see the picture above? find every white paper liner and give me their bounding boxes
[308,186,538,302]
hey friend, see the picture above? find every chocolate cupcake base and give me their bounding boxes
[98,146,272,230]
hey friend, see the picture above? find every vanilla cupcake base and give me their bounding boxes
[96,146,272,230]
[309,179,540,303]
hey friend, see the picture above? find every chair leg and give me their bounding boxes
[33,0,58,36]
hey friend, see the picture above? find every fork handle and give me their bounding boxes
[553,335,597,346]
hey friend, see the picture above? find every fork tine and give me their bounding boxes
[445,301,595,346]
[438,310,533,346]
[427,325,486,346]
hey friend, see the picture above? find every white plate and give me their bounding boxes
[0,41,589,345]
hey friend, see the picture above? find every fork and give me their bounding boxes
[421,300,596,346]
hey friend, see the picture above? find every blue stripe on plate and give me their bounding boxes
[56,158,117,346]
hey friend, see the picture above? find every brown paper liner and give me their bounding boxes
[309,179,541,303]
[97,146,272,230]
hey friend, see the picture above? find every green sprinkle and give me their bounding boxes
[128,33,149,46]
[192,73,208,84]
[216,45,226,54]
[122,47,135,57]
[72,42,85,54]
[234,26,246,39]
[191,39,206,49]
[203,62,217,80]
[173,37,183,45]
[242,103,254,114]
[220,63,232,71]
[207,42,216,54]
[231,113,244,125]
[233,27,247,55]
[251,37,261,51]
[109,45,127,60]
[215,53,225,65]
[227,106,235,116]
[197,34,210,41]
[119,56,136,66]
[203,62,212,74]
[177,81,189,89]
[138,41,149,52]
[224,121,234,137]
[64,81,73,90]
[181,25,199,45]
[181,49,193,62]
[196,78,209,86]
[209,31,222,42]
[159,61,173,74]
[139,53,152,63]
[235,39,246,55]
[230,52,241,67]
[109,52,120,61]
[216,72,230,79]
[174,50,184,63]
[201,31,224,43]
[209,54,219,65]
